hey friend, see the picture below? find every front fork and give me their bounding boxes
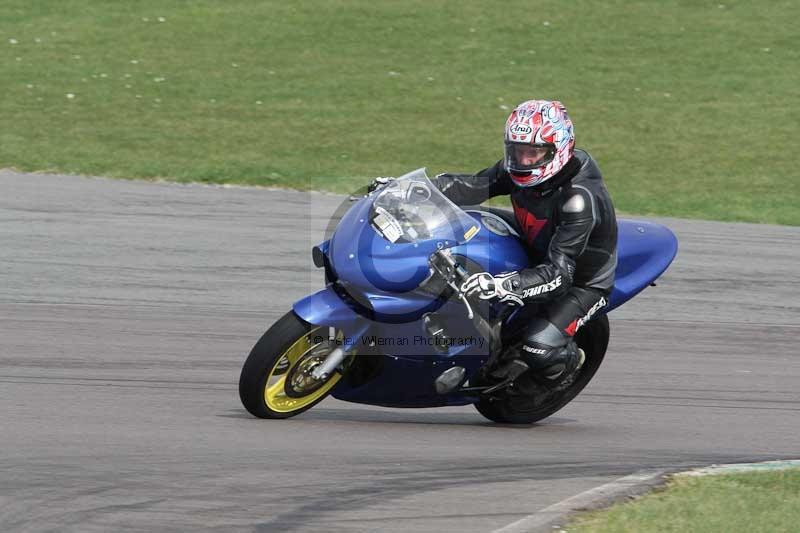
[311,343,351,381]
[309,324,369,382]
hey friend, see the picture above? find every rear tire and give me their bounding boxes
[474,315,609,424]
[239,311,343,419]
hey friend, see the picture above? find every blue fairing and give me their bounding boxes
[292,285,367,334]
[292,192,677,408]
[293,288,490,407]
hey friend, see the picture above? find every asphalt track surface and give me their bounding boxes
[1,170,799,532]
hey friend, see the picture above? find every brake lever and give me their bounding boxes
[457,291,474,319]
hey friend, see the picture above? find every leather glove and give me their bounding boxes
[367,176,395,193]
[460,271,523,306]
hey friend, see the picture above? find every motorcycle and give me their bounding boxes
[239,169,677,423]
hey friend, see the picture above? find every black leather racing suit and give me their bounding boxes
[432,149,617,379]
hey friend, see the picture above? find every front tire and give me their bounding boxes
[239,311,344,419]
[474,315,609,424]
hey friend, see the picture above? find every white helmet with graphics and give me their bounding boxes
[504,100,575,188]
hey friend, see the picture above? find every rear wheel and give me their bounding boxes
[474,315,609,424]
[239,311,346,419]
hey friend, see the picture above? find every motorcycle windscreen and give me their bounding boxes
[370,169,480,245]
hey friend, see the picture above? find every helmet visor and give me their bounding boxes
[504,142,556,173]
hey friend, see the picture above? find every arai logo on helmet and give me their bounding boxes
[509,124,532,136]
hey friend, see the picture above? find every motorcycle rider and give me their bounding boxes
[375,100,617,384]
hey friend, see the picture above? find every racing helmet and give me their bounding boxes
[504,100,575,187]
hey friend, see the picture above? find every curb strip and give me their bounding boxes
[491,469,667,533]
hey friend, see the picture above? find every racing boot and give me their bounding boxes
[541,346,585,384]
[489,358,530,381]
[520,341,585,385]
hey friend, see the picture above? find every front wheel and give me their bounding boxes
[474,315,609,424]
[239,311,345,419]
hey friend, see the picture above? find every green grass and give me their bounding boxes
[569,469,800,532]
[1,1,798,224]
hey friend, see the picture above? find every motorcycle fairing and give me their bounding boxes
[293,181,677,408]
[293,287,488,406]
[607,219,678,311]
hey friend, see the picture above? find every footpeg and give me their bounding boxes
[482,360,529,395]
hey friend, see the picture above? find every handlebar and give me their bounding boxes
[429,249,474,318]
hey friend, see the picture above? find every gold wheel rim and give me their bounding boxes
[264,328,344,413]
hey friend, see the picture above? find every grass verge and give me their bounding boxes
[1,1,798,224]
[568,468,800,532]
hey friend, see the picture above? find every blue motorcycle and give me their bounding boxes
[239,169,677,423]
